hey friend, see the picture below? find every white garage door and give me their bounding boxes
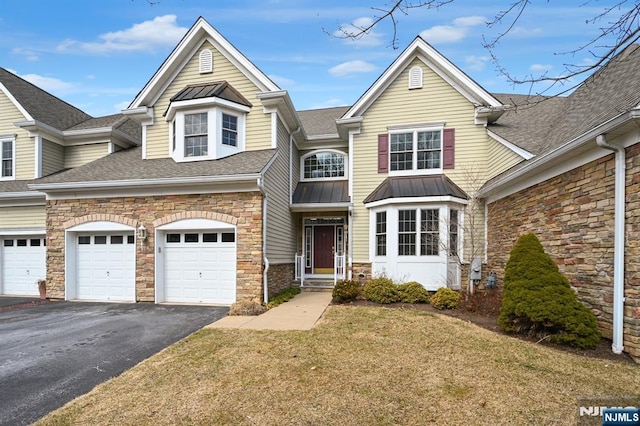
[76,234,135,302]
[1,237,46,296]
[164,231,236,304]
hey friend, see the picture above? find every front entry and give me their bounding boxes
[313,226,335,274]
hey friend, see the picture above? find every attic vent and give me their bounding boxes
[408,66,423,89]
[199,49,213,74]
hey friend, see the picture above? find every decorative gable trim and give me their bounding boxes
[0,82,33,121]
[487,129,534,160]
[129,17,280,109]
[343,37,503,119]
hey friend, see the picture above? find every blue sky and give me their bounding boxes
[0,0,625,117]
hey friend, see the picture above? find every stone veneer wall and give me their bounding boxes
[267,263,296,296]
[46,192,264,303]
[487,144,640,361]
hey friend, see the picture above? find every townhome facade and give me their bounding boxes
[0,17,638,361]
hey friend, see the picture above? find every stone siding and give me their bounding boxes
[267,263,296,296]
[46,192,264,303]
[487,144,640,361]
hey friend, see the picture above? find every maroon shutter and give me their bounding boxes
[443,128,455,169]
[378,134,389,173]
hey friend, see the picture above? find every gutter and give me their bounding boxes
[596,134,626,355]
[257,176,269,305]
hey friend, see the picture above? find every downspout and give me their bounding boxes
[596,134,626,354]
[257,177,269,305]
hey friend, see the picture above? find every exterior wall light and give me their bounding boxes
[137,224,148,240]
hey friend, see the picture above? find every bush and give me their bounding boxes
[363,277,400,304]
[397,281,430,304]
[229,298,267,316]
[332,279,361,303]
[267,287,301,309]
[430,288,462,310]
[498,233,600,349]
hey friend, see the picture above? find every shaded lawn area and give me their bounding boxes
[37,306,640,425]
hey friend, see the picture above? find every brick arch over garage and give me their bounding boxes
[63,214,139,230]
[152,211,238,228]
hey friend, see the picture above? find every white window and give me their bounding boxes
[375,211,387,256]
[389,128,442,174]
[169,107,246,162]
[301,150,347,180]
[1,138,14,179]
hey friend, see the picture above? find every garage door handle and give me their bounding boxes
[26,270,30,275]
[106,271,110,277]
[199,272,202,278]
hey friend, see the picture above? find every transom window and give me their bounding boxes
[390,129,442,172]
[1,139,14,179]
[184,113,208,157]
[302,151,346,180]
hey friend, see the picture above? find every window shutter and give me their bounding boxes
[443,128,455,169]
[378,134,389,173]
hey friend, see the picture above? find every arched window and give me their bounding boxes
[302,151,346,179]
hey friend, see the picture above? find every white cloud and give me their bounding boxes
[268,74,295,87]
[114,100,131,112]
[530,64,553,72]
[11,48,40,61]
[420,15,486,44]
[333,17,384,47]
[56,15,188,55]
[329,60,376,77]
[465,55,490,71]
[18,73,74,93]
[310,98,349,109]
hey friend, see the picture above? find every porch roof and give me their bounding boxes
[292,181,349,204]
[363,175,468,204]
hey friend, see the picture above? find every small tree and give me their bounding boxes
[498,233,600,349]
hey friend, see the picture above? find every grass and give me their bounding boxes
[36,306,640,425]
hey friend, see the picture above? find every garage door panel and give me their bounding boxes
[164,232,236,304]
[2,237,46,296]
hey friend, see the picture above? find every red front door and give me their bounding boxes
[313,226,334,273]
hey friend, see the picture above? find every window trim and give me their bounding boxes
[300,149,348,182]
[388,126,443,176]
[0,136,15,180]
[168,105,246,163]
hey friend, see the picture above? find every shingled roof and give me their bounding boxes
[0,67,91,130]
[33,146,276,186]
[297,106,350,138]
[489,44,640,156]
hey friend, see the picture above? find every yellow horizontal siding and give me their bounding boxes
[0,93,33,180]
[146,41,272,159]
[0,205,45,228]
[64,144,108,169]
[487,138,524,179]
[42,139,65,177]
[351,57,491,262]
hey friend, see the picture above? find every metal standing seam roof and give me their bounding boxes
[292,181,349,204]
[32,146,276,186]
[363,175,468,204]
[168,81,253,109]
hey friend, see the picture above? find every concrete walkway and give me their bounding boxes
[207,291,332,331]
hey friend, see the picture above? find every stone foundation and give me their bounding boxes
[487,144,640,362]
[267,263,296,296]
[46,192,264,303]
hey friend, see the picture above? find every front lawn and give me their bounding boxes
[37,306,640,425]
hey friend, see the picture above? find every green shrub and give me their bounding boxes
[332,279,361,303]
[498,233,600,349]
[363,277,400,304]
[397,281,430,304]
[430,287,462,309]
[267,287,301,309]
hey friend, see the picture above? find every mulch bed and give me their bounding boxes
[341,299,636,364]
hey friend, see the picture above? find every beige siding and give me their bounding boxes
[42,139,65,177]
[64,144,108,168]
[0,92,33,180]
[351,57,492,262]
[264,116,296,263]
[487,138,524,179]
[145,41,272,159]
[0,205,45,228]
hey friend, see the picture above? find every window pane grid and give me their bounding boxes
[184,113,208,157]
[417,131,441,169]
[222,113,238,147]
[303,152,345,179]
[449,209,459,256]
[390,133,413,171]
[376,211,387,256]
[420,209,439,256]
[1,141,12,177]
[398,210,416,256]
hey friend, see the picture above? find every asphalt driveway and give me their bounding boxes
[0,300,228,426]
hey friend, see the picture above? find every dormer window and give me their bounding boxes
[165,81,252,162]
[301,150,347,180]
